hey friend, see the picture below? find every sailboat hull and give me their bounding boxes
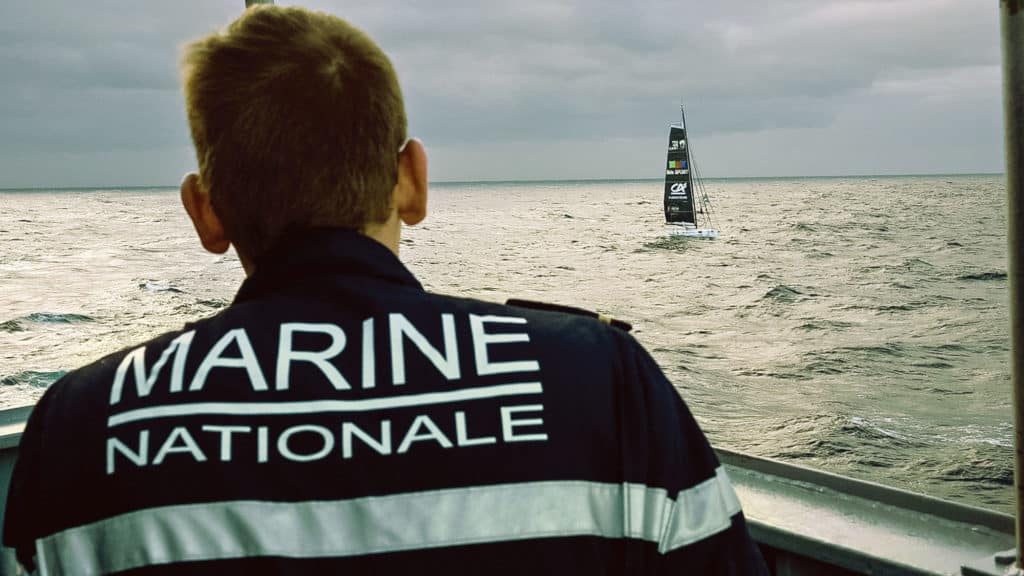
[666,223,719,238]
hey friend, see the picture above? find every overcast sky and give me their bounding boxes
[0,0,1003,187]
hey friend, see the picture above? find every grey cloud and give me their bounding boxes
[376,0,998,143]
[0,0,1004,186]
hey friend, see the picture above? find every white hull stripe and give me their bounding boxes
[36,469,741,576]
[107,382,543,427]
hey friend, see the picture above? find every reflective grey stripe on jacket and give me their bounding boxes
[35,467,741,576]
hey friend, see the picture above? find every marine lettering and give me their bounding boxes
[276,322,350,391]
[362,318,375,389]
[108,313,540,403]
[469,314,540,375]
[190,328,268,392]
[110,331,195,405]
[389,313,460,385]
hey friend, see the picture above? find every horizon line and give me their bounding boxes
[0,171,1004,191]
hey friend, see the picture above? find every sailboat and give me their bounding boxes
[664,106,719,238]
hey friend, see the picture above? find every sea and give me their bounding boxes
[0,174,1013,513]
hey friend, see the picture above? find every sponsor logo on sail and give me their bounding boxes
[669,182,689,198]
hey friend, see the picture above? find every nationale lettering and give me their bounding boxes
[106,404,548,474]
[278,424,334,462]
[501,404,549,442]
[342,420,392,459]
[106,431,149,474]
[397,414,453,453]
[455,410,497,446]
[201,425,251,461]
[152,427,207,465]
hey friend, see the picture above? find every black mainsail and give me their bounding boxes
[662,106,718,238]
[664,109,695,224]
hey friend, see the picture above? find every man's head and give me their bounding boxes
[179,5,426,269]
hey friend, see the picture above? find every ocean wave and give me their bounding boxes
[795,342,910,376]
[140,281,184,293]
[805,250,833,259]
[844,342,906,357]
[901,257,935,269]
[958,271,1007,281]
[796,320,855,331]
[195,299,229,308]
[640,237,689,251]
[0,320,23,333]
[905,385,972,396]
[731,366,811,380]
[761,285,803,303]
[876,303,915,311]
[23,312,94,323]
[1,312,96,332]
[841,300,934,313]
[909,360,955,369]
[0,370,67,388]
[801,359,846,375]
[752,413,927,462]
[936,455,1013,485]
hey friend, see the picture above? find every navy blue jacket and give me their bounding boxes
[4,228,766,575]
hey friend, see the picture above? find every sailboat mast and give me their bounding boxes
[680,104,706,220]
[1000,0,1024,567]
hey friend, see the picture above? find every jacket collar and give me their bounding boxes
[232,227,422,304]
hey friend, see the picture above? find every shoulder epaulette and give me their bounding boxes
[505,298,632,332]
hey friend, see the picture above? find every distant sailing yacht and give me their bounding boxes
[664,106,719,238]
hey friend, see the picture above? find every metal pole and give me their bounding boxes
[1002,0,1024,568]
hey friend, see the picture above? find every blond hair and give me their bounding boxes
[181,5,407,259]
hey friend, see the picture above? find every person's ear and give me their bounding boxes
[180,172,231,254]
[395,138,428,226]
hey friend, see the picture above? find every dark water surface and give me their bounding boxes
[0,175,1011,512]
